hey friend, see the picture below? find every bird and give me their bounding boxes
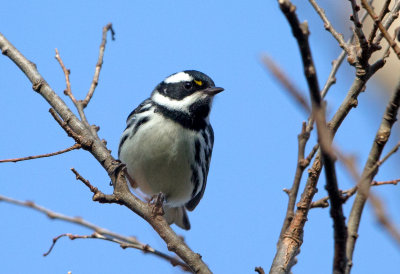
[118,70,223,230]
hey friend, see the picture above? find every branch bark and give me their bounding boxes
[271,1,347,272]
[0,194,189,271]
[345,80,400,274]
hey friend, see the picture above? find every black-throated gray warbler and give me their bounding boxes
[118,70,223,230]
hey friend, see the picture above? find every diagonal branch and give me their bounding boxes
[278,122,311,241]
[361,0,400,59]
[55,48,76,104]
[373,1,400,45]
[0,195,189,271]
[271,1,347,272]
[82,23,115,108]
[345,79,400,274]
[367,0,391,44]
[308,0,352,56]
[261,55,311,113]
[0,143,81,163]
[349,0,369,64]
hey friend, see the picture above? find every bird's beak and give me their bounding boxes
[202,87,224,96]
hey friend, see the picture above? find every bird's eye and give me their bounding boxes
[184,82,193,90]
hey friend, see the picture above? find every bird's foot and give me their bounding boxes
[149,192,165,216]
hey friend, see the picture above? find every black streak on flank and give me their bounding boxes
[194,139,201,164]
[190,165,200,198]
[130,116,150,139]
[118,134,128,158]
[202,130,209,146]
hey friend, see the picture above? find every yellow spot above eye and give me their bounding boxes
[194,80,203,86]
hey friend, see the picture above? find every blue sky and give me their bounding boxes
[1,1,399,273]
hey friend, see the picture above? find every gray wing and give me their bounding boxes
[185,124,214,211]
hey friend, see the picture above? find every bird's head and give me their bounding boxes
[151,70,223,118]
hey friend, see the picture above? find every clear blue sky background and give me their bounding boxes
[1,1,399,273]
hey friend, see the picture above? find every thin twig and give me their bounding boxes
[70,168,100,193]
[308,0,352,55]
[0,143,81,163]
[254,266,266,274]
[311,177,400,209]
[361,0,400,59]
[82,23,115,108]
[261,55,311,113]
[0,195,189,271]
[372,178,400,186]
[48,108,93,150]
[367,0,391,44]
[349,0,370,64]
[55,48,76,104]
[334,140,400,252]
[373,1,400,45]
[278,122,311,241]
[369,194,400,246]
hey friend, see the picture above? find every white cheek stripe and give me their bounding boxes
[164,72,193,83]
[152,91,208,113]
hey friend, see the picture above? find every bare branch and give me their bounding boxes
[0,143,81,163]
[369,194,400,247]
[308,0,352,56]
[361,0,400,59]
[261,55,311,113]
[278,122,311,241]
[0,194,190,271]
[48,108,93,149]
[82,23,115,108]
[311,177,400,209]
[346,80,400,274]
[349,0,369,62]
[271,1,349,272]
[55,48,76,104]
[374,1,400,45]
[372,178,400,186]
[275,1,347,272]
[367,0,391,44]
[255,266,266,274]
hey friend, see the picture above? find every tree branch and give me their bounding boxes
[345,79,400,274]
[270,0,394,272]
[261,55,311,113]
[361,0,400,59]
[82,23,115,108]
[308,0,352,56]
[0,143,81,163]
[271,1,347,272]
[278,122,310,241]
[55,48,76,104]
[367,0,391,45]
[369,194,400,247]
[0,194,189,271]
[373,1,400,45]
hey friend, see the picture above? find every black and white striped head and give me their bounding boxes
[151,70,223,119]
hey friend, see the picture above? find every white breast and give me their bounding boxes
[119,112,196,206]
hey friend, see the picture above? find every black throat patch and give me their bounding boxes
[154,103,208,131]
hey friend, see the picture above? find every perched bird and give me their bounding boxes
[118,70,223,230]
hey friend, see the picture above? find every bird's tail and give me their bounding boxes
[164,206,191,230]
